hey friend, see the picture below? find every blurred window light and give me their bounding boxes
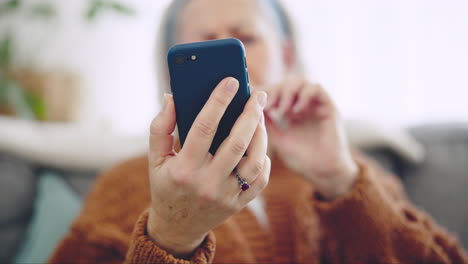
[1,0,466,134]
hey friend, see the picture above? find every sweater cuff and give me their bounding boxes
[311,159,400,242]
[125,208,216,264]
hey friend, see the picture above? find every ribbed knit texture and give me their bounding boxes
[48,151,468,264]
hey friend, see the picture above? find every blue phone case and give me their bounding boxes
[167,38,251,155]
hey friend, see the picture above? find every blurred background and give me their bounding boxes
[0,0,467,263]
[1,0,466,132]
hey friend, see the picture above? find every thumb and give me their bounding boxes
[149,93,176,168]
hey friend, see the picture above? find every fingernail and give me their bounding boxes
[225,78,239,93]
[257,92,267,108]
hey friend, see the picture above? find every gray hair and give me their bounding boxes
[155,0,302,102]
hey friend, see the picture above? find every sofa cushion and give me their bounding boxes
[14,171,82,264]
[0,219,30,263]
[0,153,36,224]
[404,123,468,247]
[0,153,35,262]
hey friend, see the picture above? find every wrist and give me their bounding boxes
[147,209,206,259]
[313,160,359,201]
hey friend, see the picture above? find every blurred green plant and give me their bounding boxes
[29,3,57,19]
[0,34,12,67]
[0,35,45,119]
[0,0,21,16]
[0,0,136,120]
[0,0,56,21]
[86,0,135,21]
[0,0,134,20]
[0,72,43,120]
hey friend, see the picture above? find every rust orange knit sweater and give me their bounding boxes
[48,153,467,264]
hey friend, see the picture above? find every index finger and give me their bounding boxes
[180,77,239,166]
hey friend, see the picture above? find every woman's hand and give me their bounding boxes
[264,75,358,200]
[148,77,270,259]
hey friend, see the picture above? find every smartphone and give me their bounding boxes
[167,38,251,155]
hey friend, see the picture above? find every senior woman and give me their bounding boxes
[49,0,467,263]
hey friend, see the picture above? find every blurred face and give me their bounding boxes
[176,0,291,90]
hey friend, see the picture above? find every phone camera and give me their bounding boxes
[175,55,185,65]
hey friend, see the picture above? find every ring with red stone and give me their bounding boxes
[234,169,250,191]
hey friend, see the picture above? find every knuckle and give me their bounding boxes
[198,180,221,202]
[172,177,190,187]
[248,100,261,113]
[216,199,236,213]
[194,119,216,138]
[257,157,271,189]
[258,174,269,190]
[199,189,217,203]
[255,109,262,121]
[150,116,164,135]
[250,159,264,177]
[170,167,193,187]
[230,138,248,155]
[215,199,228,209]
[212,93,229,108]
[250,106,262,121]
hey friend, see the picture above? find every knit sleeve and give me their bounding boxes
[311,158,468,264]
[48,209,216,264]
[124,208,216,264]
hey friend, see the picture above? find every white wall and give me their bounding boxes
[2,0,467,135]
[289,0,468,125]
